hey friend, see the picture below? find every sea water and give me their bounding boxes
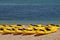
[0,5,60,24]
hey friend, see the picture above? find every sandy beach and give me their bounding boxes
[0,29,60,40]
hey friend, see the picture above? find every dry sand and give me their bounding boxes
[0,29,60,40]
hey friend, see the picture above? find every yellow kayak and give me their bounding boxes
[55,25,60,29]
[45,27,52,34]
[14,28,23,34]
[23,27,36,35]
[13,25,25,34]
[3,27,12,34]
[0,27,4,34]
[0,25,5,34]
[47,24,58,33]
[35,29,46,35]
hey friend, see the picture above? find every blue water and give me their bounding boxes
[0,0,60,4]
[0,5,60,24]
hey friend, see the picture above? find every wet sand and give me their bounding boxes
[0,29,60,40]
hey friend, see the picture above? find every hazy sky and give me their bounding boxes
[0,0,60,5]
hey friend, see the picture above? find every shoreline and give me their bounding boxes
[0,20,60,25]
